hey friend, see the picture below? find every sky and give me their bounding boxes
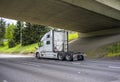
[1,17,17,25]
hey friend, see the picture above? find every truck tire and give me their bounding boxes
[78,55,84,61]
[58,52,65,61]
[65,54,73,61]
[36,52,40,59]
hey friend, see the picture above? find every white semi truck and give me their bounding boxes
[35,30,84,61]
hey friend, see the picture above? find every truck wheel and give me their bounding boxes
[65,54,73,61]
[36,52,40,59]
[78,55,84,61]
[58,53,65,61]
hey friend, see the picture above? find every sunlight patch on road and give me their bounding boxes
[3,80,8,82]
[109,66,120,69]
[0,54,33,58]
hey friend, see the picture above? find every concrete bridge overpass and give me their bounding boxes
[0,0,120,51]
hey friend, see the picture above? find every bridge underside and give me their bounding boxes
[69,34,120,52]
[0,0,120,52]
[0,0,120,33]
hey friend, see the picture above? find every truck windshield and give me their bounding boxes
[38,41,44,47]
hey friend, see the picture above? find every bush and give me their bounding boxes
[8,39,16,48]
[0,40,4,46]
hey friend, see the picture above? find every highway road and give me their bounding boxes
[0,55,120,82]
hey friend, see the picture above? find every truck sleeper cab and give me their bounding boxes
[36,30,84,61]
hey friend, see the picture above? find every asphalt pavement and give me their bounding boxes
[0,54,120,82]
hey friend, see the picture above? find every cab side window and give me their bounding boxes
[47,34,50,38]
[46,41,50,45]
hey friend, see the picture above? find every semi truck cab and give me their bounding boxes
[36,30,84,61]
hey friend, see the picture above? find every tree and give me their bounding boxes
[22,22,51,46]
[13,21,51,46]
[5,24,16,40]
[0,18,6,46]
[4,24,16,48]
[13,21,24,44]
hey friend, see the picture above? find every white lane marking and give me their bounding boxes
[109,66,120,69]
[23,63,40,67]
[78,72,81,74]
[3,80,8,82]
[72,62,80,65]
[23,63,28,64]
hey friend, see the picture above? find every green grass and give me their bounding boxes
[68,32,78,41]
[87,43,120,58]
[107,52,120,57]
[0,33,78,54]
[106,43,120,57]
[0,42,38,54]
